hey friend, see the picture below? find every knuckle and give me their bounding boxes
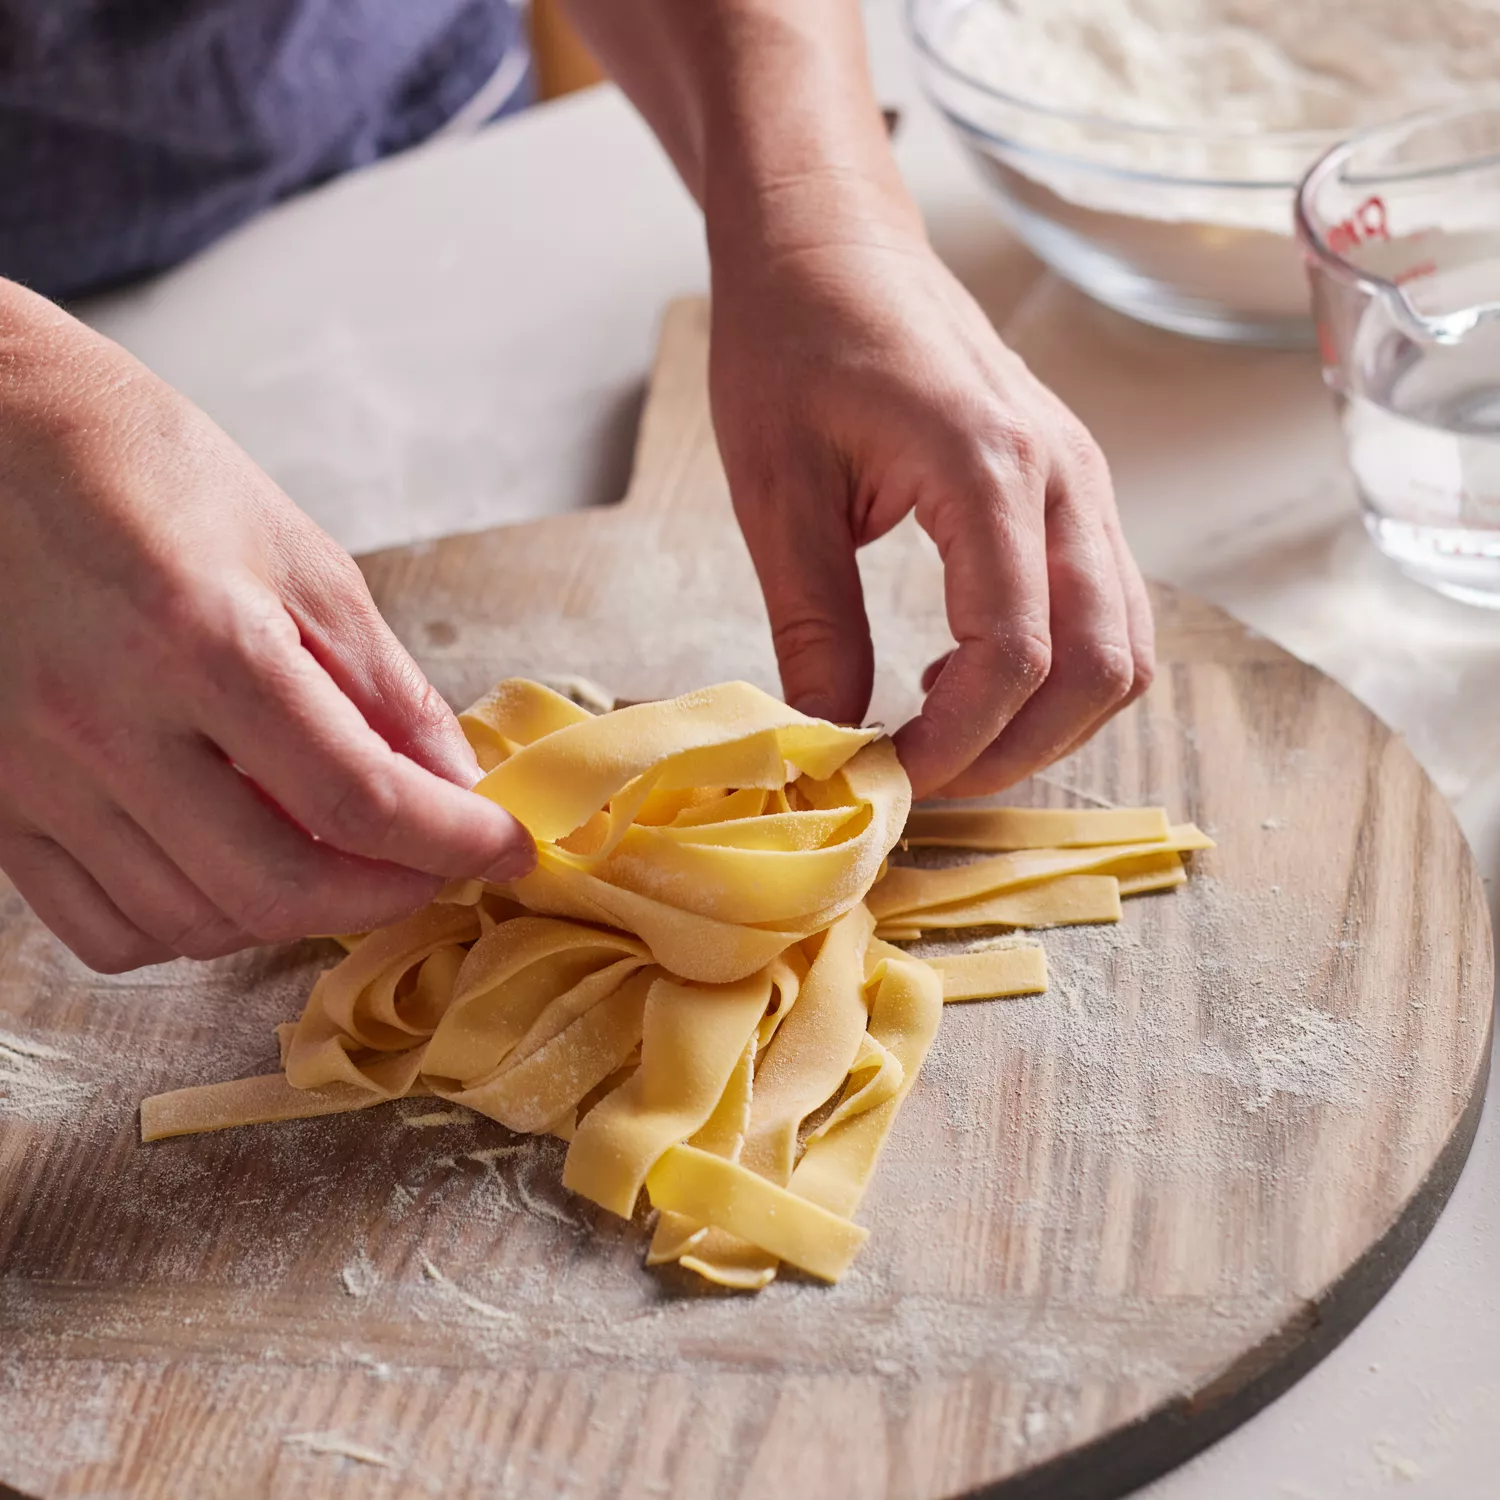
[135,563,210,640]
[27,668,103,751]
[770,610,848,666]
[972,417,1047,491]
[406,674,458,743]
[323,544,372,600]
[1077,637,1137,704]
[957,627,1053,705]
[229,872,310,943]
[1062,418,1111,485]
[316,760,403,852]
[984,627,1053,688]
[196,582,301,683]
[1002,425,1045,484]
[26,670,144,775]
[305,544,382,625]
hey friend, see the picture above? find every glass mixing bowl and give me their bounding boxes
[907,0,1341,345]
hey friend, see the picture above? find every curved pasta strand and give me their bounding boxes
[562,963,792,1217]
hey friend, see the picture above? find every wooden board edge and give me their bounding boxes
[963,907,1495,1499]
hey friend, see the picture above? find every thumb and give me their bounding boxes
[732,465,875,726]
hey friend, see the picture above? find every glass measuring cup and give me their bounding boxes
[1298,100,1500,606]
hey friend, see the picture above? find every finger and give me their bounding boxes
[0,825,173,973]
[920,652,953,695]
[191,584,534,883]
[731,446,875,726]
[1106,513,1156,710]
[99,733,449,944]
[1027,519,1157,772]
[1006,504,1157,773]
[893,437,1052,797]
[935,478,1135,799]
[278,539,483,788]
[22,781,254,960]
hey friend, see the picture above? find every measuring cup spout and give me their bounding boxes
[1381,285,1500,348]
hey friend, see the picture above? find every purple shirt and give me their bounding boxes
[0,0,531,299]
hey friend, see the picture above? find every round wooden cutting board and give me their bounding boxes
[0,301,1490,1500]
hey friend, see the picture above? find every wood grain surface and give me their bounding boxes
[0,299,1491,1500]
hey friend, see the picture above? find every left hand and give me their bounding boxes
[708,218,1154,800]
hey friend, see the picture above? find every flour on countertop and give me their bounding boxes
[0,1029,100,1124]
[283,1431,396,1468]
[340,1250,378,1298]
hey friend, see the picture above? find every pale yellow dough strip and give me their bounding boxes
[904,805,1169,849]
[868,825,1214,921]
[667,933,943,1288]
[660,908,875,1288]
[141,1074,434,1142]
[1114,852,1188,895]
[473,680,877,841]
[927,943,1048,1002]
[786,946,943,1219]
[645,1034,757,1269]
[875,873,1123,940]
[646,1144,869,1284]
[562,965,785,1217]
[877,853,1189,939]
[480,693,911,981]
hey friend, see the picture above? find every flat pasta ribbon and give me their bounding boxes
[140,678,1212,1291]
[465,679,911,984]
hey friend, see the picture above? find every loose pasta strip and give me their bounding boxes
[927,942,1048,1002]
[646,1146,869,1284]
[874,874,1123,940]
[903,806,1169,850]
[868,825,1214,923]
[1114,852,1188,896]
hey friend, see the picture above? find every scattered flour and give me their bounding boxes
[418,1253,516,1324]
[1371,1434,1424,1482]
[400,1108,474,1130]
[283,1431,396,1468]
[340,1250,378,1298]
[0,1029,99,1123]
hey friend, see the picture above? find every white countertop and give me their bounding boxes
[79,4,1499,1495]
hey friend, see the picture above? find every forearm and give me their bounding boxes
[561,0,925,259]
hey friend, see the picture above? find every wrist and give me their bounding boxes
[697,5,926,271]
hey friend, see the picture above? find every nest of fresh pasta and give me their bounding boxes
[142,679,1209,1289]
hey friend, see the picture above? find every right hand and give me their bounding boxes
[0,281,535,973]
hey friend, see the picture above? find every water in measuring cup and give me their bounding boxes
[1341,262,1500,606]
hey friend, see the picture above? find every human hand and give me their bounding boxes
[708,209,1154,800]
[0,282,534,973]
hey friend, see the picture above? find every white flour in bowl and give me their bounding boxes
[945,0,1500,136]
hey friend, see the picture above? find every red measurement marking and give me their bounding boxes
[1325,193,1391,255]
